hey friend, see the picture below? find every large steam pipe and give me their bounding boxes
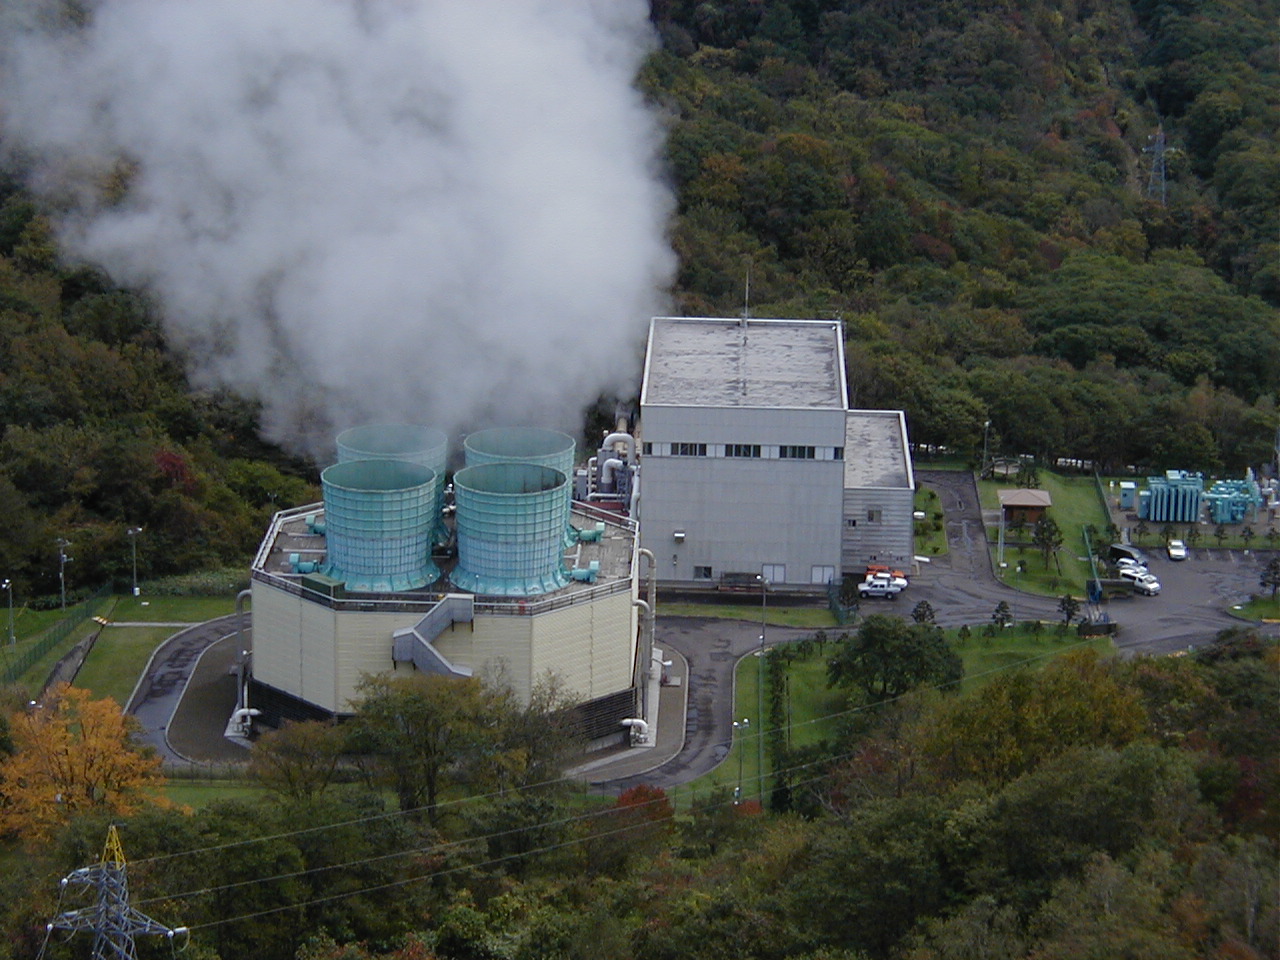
[635,547,657,726]
[235,588,251,711]
[620,717,650,744]
[600,458,625,488]
[601,432,636,465]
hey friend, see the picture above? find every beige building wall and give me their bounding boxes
[529,591,637,701]
[253,581,638,713]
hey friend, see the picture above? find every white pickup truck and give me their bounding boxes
[858,579,902,600]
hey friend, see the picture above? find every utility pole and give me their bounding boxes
[757,574,767,804]
[55,539,72,611]
[981,420,991,478]
[39,824,185,959]
[1,578,12,645]
[126,526,143,597]
[732,718,749,802]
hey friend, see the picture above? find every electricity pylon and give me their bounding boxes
[39,824,185,959]
[1143,125,1177,206]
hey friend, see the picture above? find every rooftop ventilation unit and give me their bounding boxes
[320,459,440,593]
[449,462,570,596]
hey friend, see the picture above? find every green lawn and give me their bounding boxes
[669,618,1116,810]
[978,471,1109,597]
[656,602,839,629]
[1234,593,1280,621]
[162,779,267,808]
[914,484,949,558]
[73,626,177,706]
[951,622,1114,691]
[109,595,239,623]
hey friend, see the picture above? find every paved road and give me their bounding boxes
[601,617,811,793]
[912,470,1266,654]
[131,471,1272,785]
[126,613,249,764]
[601,471,1273,790]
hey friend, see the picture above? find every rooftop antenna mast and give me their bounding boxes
[741,258,752,323]
[38,824,186,960]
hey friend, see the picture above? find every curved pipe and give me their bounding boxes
[601,432,636,465]
[235,588,252,711]
[620,717,650,742]
[600,458,625,488]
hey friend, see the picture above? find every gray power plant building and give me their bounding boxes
[638,317,914,590]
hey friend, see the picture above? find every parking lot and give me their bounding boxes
[913,471,1274,655]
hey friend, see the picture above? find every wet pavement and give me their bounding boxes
[130,473,1274,785]
[126,613,250,765]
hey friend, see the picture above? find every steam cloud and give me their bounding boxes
[0,0,675,453]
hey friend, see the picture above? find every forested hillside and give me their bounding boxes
[0,0,1275,596]
[0,4,1276,958]
[0,186,316,600]
[646,0,1279,471]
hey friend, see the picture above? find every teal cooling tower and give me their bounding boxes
[464,427,576,544]
[463,426,576,476]
[450,463,570,597]
[337,423,449,537]
[320,459,440,593]
[336,423,448,472]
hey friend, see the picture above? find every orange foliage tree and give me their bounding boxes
[0,683,168,843]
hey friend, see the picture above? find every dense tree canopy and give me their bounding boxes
[647,0,1279,475]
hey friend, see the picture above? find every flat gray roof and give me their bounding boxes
[844,410,913,489]
[642,317,846,408]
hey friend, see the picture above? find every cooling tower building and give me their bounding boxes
[247,424,648,739]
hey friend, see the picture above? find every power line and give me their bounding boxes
[132,626,1135,876]
[38,825,186,960]
[128,631,1127,918]
[125,639,1174,941]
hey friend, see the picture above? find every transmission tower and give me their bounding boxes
[39,824,186,960]
[1143,125,1176,206]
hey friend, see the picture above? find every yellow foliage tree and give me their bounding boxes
[0,683,168,843]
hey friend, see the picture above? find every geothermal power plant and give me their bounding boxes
[246,423,652,741]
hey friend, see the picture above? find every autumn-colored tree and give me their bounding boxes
[0,684,167,843]
[922,650,1147,784]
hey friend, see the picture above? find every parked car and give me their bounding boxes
[1118,566,1161,594]
[865,571,909,590]
[1132,575,1162,596]
[858,579,902,600]
[1115,557,1147,572]
[1109,543,1148,565]
[1167,539,1188,560]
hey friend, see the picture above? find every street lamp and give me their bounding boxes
[56,539,72,610]
[981,419,991,478]
[1,579,12,645]
[732,718,749,801]
[126,526,143,597]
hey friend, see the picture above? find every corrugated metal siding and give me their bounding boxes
[841,488,915,571]
[639,406,845,583]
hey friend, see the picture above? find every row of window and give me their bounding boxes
[846,509,883,525]
[643,441,844,460]
[690,564,837,585]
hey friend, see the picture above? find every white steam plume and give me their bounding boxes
[0,0,674,453]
